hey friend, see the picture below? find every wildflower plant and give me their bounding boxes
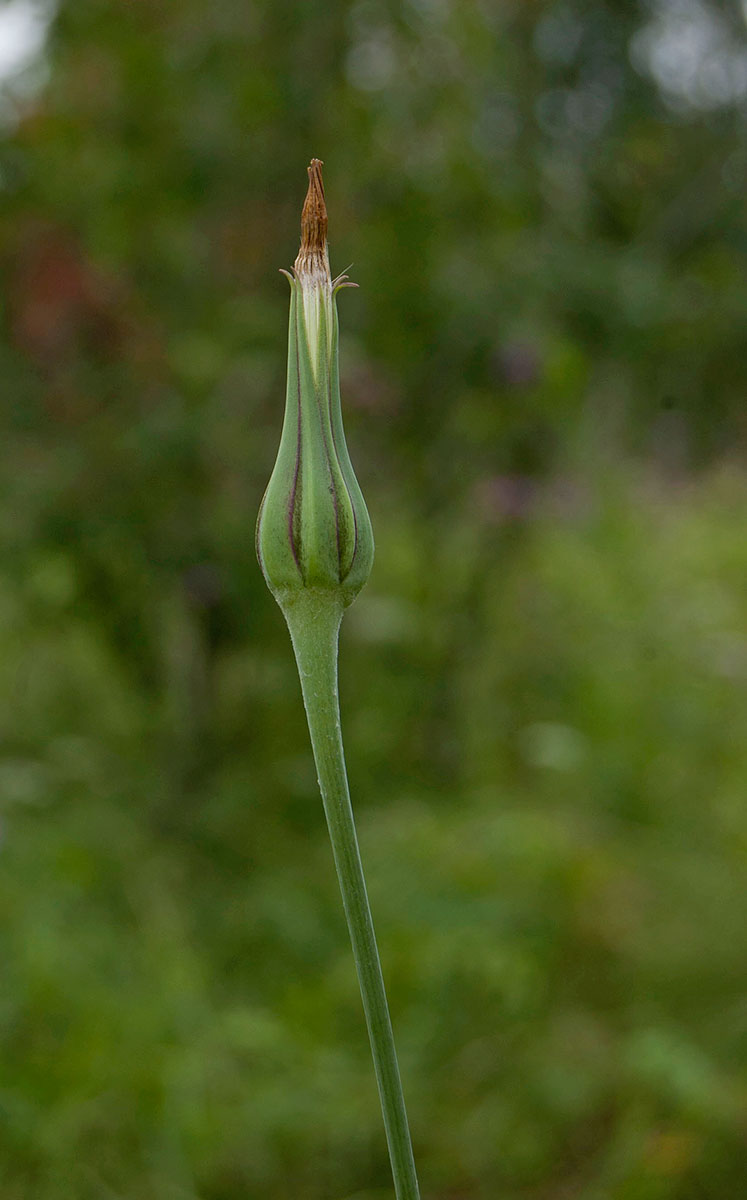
[256,160,420,1200]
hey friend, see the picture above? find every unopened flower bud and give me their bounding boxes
[256,160,374,608]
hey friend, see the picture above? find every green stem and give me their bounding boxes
[281,589,421,1200]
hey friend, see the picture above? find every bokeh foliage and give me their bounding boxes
[0,1,746,1197]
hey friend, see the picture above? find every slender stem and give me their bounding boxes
[281,589,421,1200]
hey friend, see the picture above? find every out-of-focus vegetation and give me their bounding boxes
[0,1,746,1198]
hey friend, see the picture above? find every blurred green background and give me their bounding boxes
[1,1,746,1198]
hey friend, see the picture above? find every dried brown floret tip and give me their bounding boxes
[294,158,330,283]
[301,159,327,252]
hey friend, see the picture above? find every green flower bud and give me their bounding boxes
[256,160,374,608]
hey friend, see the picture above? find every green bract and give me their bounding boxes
[256,266,374,608]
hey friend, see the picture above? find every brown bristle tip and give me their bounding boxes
[300,158,328,253]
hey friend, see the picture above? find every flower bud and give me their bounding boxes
[256,160,374,608]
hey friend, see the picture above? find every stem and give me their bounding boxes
[281,589,421,1200]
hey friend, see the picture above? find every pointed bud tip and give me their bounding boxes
[301,159,327,250]
[295,159,330,283]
